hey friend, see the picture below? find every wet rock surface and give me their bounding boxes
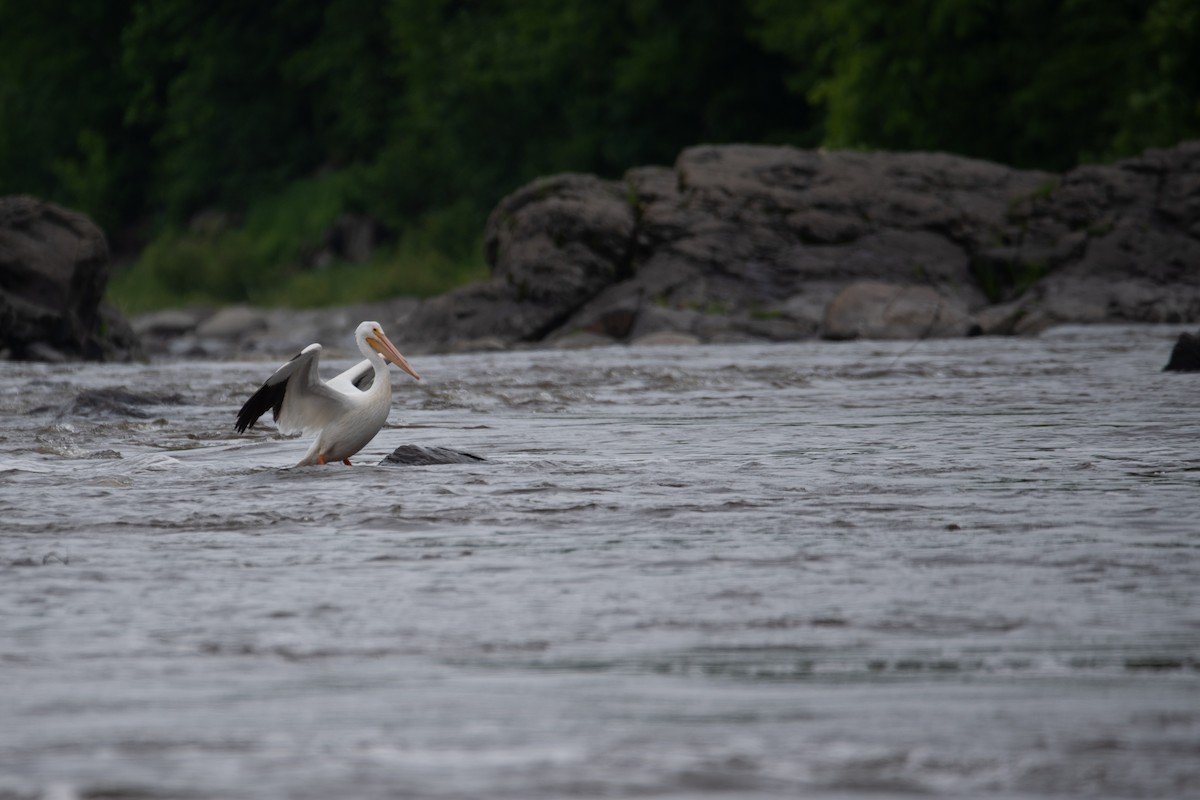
[378,444,486,466]
[50,387,186,420]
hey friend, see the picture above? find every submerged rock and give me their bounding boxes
[378,445,486,466]
[52,387,185,420]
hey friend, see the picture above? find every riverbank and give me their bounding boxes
[6,140,1200,362]
[133,138,1200,360]
[127,298,749,360]
[395,140,1200,353]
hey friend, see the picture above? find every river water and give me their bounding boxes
[1,325,1198,800]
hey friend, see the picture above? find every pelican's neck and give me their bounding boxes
[370,355,392,399]
[358,335,393,396]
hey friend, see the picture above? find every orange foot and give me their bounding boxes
[317,454,327,465]
[342,458,353,466]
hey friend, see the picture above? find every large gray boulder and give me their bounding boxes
[973,141,1200,332]
[822,281,975,340]
[401,174,635,350]
[0,196,140,361]
[400,141,1200,350]
[558,146,1036,344]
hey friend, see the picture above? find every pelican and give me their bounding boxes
[235,321,421,466]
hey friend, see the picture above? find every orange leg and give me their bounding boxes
[342,458,353,466]
[317,454,327,465]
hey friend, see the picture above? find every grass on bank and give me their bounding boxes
[106,174,489,314]
[107,233,487,313]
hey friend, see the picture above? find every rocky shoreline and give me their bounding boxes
[5,141,1200,362]
[400,140,1200,353]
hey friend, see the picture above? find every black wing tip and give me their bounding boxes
[236,347,309,434]
[235,381,286,434]
[234,403,258,433]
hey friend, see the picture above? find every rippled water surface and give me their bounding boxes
[2,326,1198,800]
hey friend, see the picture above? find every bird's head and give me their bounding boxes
[359,321,420,381]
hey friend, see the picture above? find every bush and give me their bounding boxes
[107,172,486,313]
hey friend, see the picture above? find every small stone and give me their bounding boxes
[25,341,68,363]
[132,308,209,337]
[195,305,268,339]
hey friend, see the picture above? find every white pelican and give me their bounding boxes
[235,321,421,466]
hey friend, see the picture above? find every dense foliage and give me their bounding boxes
[2,0,1196,309]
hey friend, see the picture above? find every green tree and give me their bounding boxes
[5,0,1199,311]
[748,0,1178,170]
[283,0,397,166]
[367,0,812,236]
[121,0,328,218]
[1115,0,1200,154]
[0,0,140,228]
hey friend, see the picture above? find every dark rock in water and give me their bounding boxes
[1163,331,1200,371]
[0,195,142,361]
[96,302,142,360]
[53,387,185,420]
[378,445,486,466]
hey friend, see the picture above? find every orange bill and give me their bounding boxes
[367,329,421,381]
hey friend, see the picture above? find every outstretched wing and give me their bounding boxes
[327,358,375,393]
[235,344,348,434]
